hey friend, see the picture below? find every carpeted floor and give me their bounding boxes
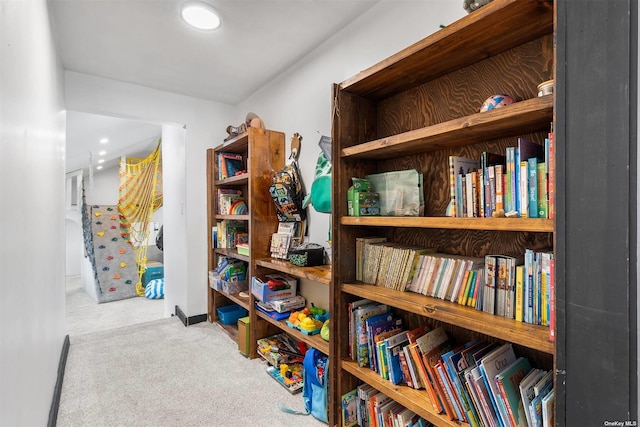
[60,278,325,427]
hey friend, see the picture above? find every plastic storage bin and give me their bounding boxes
[216,304,248,325]
[221,279,248,295]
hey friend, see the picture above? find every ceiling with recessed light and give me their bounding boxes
[51,0,380,174]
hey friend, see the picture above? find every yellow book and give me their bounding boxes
[515,265,525,322]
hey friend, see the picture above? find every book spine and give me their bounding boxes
[519,161,528,218]
[527,158,538,218]
[515,265,525,322]
[495,164,504,215]
[449,156,457,217]
[505,147,512,213]
[488,166,496,217]
[496,378,518,427]
[514,147,520,216]
[456,173,465,218]
[549,258,555,341]
[548,124,555,219]
[477,169,484,218]
[537,162,547,218]
[409,344,441,411]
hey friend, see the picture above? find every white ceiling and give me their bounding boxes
[53,0,380,173]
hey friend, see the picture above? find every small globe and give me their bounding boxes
[480,94,515,112]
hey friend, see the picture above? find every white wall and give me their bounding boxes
[0,1,67,425]
[234,0,465,307]
[63,0,465,317]
[64,72,234,317]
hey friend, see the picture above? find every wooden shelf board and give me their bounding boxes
[341,96,553,159]
[214,214,250,221]
[214,248,251,263]
[340,216,554,233]
[211,288,250,311]
[255,258,332,285]
[214,132,249,152]
[256,310,330,355]
[215,174,248,186]
[342,283,554,354]
[341,359,467,427]
[339,0,553,99]
[212,321,239,343]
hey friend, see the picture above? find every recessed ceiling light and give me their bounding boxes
[100,138,109,144]
[98,159,105,164]
[180,1,221,31]
[96,166,103,170]
[98,150,106,156]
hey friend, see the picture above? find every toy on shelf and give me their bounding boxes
[286,305,329,336]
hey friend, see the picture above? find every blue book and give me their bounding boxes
[528,157,538,218]
[384,331,409,385]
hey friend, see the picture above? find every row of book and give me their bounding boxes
[342,385,434,427]
[347,300,555,427]
[212,220,247,249]
[216,151,245,180]
[216,188,247,215]
[447,127,555,219]
[356,238,554,334]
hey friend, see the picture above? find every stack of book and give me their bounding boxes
[216,188,247,215]
[346,303,555,427]
[213,220,246,249]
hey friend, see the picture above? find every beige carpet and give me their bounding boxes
[65,275,164,336]
[60,277,325,427]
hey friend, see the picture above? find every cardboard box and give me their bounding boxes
[237,316,250,356]
[251,273,297,302]
[270,295,306,313]
[348,186,380,216]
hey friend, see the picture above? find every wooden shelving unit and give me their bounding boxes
[330,0,556,425]
[206,127,285,358]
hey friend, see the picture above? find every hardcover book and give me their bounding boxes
[479,343,517,427]
[495,357,532,427]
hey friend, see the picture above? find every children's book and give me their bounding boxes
[541,389,555,427]
[365,312,401,371]
[384,330,409,385]
[357,383,377,427]
[478,343,516,427]
[518,369,545,427]
[355,304,389,367]
[495,357,532,427]
[341,389,359,427]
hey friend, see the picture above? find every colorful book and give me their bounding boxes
[479,343,517,427]
[481,152,506,217]
[495,357,532,427]
[519,369,545,427]
[449,156,480,217]
[342,389,359,427]
[528,157,539,218]
[355,303,389,367]
[514,264,525,322]
[483,255,497,314]
[537,162,547,218]
[416,327,452,416]
[541,389,555,427]
[385,331,409,385]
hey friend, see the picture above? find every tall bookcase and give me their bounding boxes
[330,1,556,426]
[206,127,285,358]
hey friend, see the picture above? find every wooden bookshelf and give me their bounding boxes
[206,128,285,360]
[330,0,556,425]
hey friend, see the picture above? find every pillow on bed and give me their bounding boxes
[145,278,164,299]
